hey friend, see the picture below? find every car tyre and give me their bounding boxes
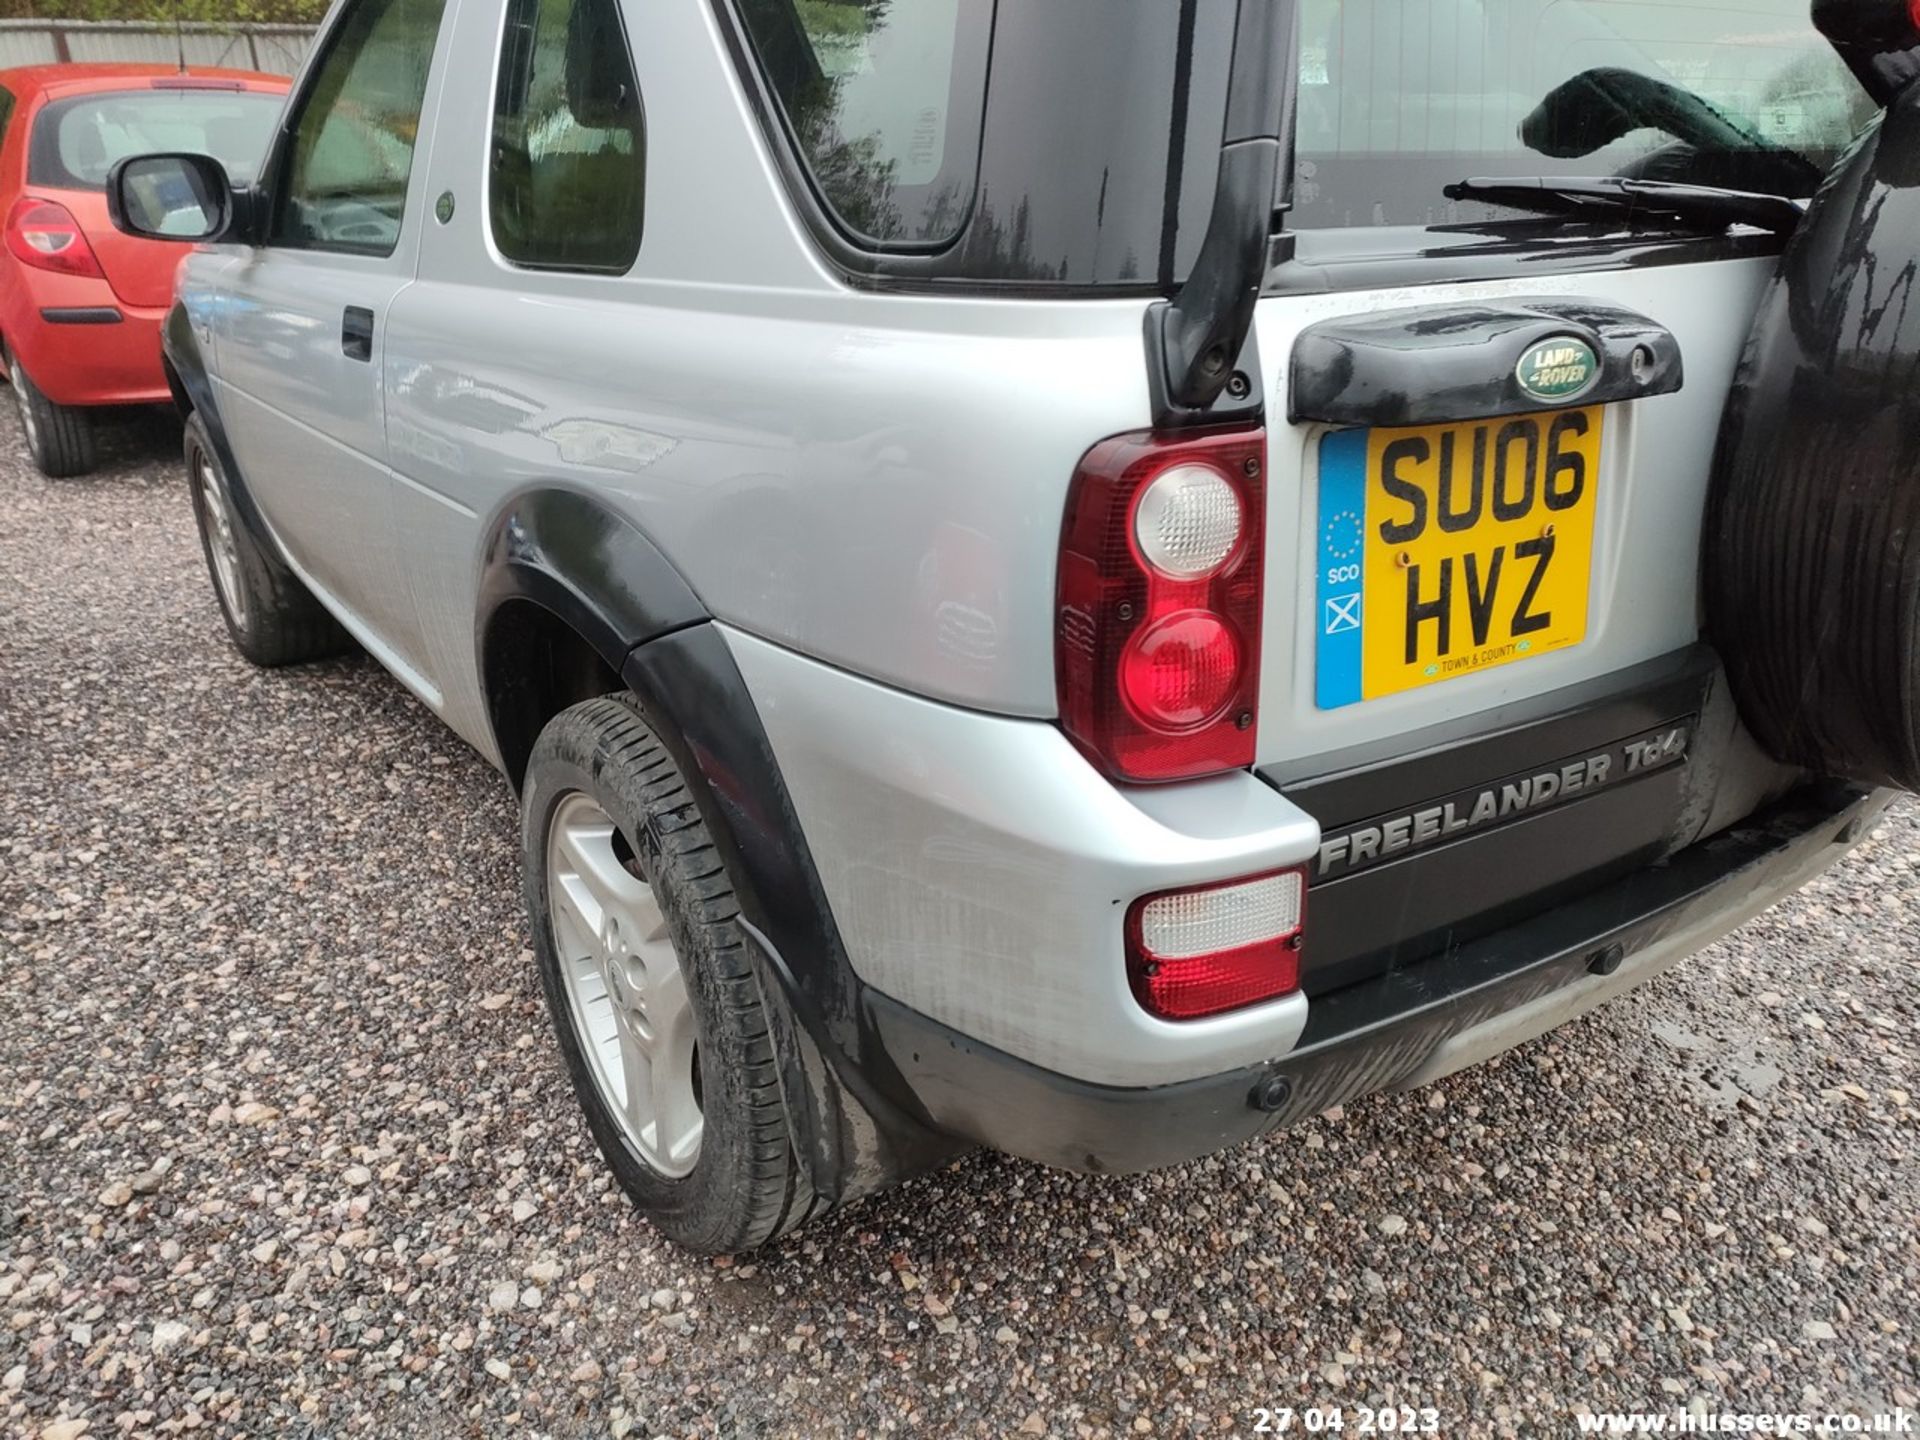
[10,355,95,478]
[522,694,826,1254]
[184,412,352,666]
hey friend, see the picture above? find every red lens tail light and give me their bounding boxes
[6,198,105,280]
[1127,869,1306,1020]
[1057,428,1266,781]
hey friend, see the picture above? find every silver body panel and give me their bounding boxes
[178,0,1846,1089]
[1248,260,1779,771]
[372,0,1157,749]
[723,625,1316,1086]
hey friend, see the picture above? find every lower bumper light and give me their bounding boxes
[1126,869,1306,1020]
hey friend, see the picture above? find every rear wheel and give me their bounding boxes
[185,413,351,667]
[9,355,95,479]
[522,695,825,1253]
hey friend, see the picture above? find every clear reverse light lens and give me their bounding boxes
[1137,871,1303,960]
[1133,464,1243,579]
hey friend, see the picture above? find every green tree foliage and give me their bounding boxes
[5,0,329,22]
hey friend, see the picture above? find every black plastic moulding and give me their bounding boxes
[1147,0,1300,428]
[1288,298,1685,428]
[41,307,124,325]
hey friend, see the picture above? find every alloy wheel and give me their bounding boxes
[193,447,249,630]
[546,791,703,1177]
[11,360,39,458]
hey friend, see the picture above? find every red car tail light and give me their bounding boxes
[1127,869,1306,1021]
[1057,427,1266,781]
[6,198,105,280]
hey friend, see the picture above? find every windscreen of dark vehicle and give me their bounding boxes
[29,90,283,193]
[1292,0,1876,229]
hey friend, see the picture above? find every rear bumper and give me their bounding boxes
[7,295,169,407]
[723,624,1325,1089]
[874,783,1886,1172]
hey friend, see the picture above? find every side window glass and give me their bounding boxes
[490,0,646,272]
[0,86,15,148]
[272,0,450,256]
[733,0,990,247]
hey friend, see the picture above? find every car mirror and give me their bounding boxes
[106,153,240,244]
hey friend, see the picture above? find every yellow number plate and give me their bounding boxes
[1314,408,1602,708]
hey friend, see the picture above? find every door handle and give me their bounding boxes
[342,306,375,363]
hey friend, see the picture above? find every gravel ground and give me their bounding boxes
[0,402,1915,1440]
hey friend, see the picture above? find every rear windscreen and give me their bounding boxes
[734,0,992,246]
[29,89,284,192]
[1292,0,1875,229]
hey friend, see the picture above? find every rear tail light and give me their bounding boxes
[6,198,105,280]
[1057,427,1266,782]
[1127,870,1306,1020]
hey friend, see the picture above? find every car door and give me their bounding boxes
[210,0,457,694]
[377,0,653,754]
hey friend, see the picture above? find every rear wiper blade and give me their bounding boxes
[1442,176,1805,236]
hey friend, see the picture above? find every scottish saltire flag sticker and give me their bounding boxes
[1316,428,1367,709]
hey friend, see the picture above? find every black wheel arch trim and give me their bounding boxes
[474,486,709,703]
[160,303,280,550]
[477,488,959,1202]
[622,627,961,1207]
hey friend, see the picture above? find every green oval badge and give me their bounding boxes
[1516,336,1600,403]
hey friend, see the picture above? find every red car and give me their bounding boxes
[0,65,289,477]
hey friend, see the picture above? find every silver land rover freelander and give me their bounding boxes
[106,0,1920,1251]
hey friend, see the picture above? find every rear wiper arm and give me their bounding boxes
[1442,176,1805,236]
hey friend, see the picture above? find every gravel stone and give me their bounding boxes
[1,409,1916,1436]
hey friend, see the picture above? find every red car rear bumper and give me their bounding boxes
[3,277,170,408]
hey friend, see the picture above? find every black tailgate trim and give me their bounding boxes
[1268,648,1720,995]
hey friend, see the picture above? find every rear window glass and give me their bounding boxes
[734,0,992,246]
[1293,0,1875,229]
[29,89,283,192]
[490,0,647,271]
